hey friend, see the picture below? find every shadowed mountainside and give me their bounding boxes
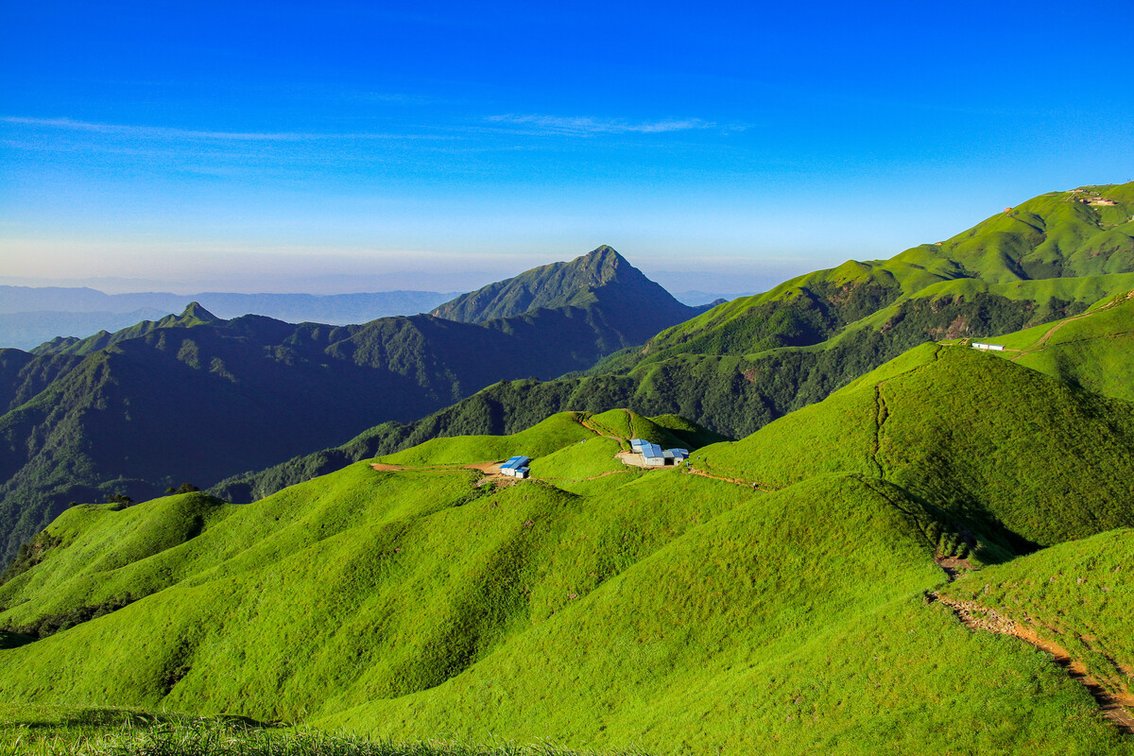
[0,249,697,565]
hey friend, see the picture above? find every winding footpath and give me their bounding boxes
[1012,289,1134,360]
[929,591,1134,735]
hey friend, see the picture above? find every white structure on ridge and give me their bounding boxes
[629,439,689,467]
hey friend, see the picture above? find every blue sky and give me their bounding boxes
[1,2,1132,294]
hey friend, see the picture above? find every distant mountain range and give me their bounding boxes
[669,290,735,306]
[0,247,699,563]
[0,288,457,350]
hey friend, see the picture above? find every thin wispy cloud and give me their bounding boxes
[485,114,717,137]
[351,91,442,106]
[0,116,450,142]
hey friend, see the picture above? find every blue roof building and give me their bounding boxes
[627,439,690,467]
[500,456,532,478]
[641,442,665,466]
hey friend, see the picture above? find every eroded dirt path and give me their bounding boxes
[577,412,627,442]
[1013,289,1134,360]
[933,555,973,581]
[870,384,889,478]
[685,466,766,490]
[931,593,1134,735]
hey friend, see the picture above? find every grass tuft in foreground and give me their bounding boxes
[0,706,596,756]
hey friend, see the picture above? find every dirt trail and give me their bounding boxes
[931,593,1134,735]
[870,385,888,478]
[577,412,634,443]
[933,555,972,581]
[372,460,503,473]
[686,466,766,490]
[867,346,945,478]
[372,461,494,474]
[1014,289,1134,360]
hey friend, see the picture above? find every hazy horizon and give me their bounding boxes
[0,243,814,298]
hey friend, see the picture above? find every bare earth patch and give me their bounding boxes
[934,555,973,581]
[932,593,1134,734]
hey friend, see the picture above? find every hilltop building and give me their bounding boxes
[971,342,1005,352]
[629,439,689,467]
[499,456,531,479]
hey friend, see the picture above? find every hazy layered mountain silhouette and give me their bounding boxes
[0,287,456,349]
[0,249,696,564]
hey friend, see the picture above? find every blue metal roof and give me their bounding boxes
[641,442,664,458]
[501,456,531,470]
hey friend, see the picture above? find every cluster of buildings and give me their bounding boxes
[498,439,692,477]
[630,438,689,467]
[499,456,531,478]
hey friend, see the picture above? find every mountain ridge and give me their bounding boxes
[0,253,697,564]
[431,245,699,333]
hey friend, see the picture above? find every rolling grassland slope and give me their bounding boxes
[2,345,1133,751]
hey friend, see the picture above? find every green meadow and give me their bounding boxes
[2,310,1133,751]
[0,704,587,755]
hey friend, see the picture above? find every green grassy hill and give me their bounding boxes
[2,340,1133,751]
[642,183,1134,362]
[694,344,1134,554]
[939,527,1134,714]
[592,183,1134,431]
[212,394,724,503]
[971,290,1134,401]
